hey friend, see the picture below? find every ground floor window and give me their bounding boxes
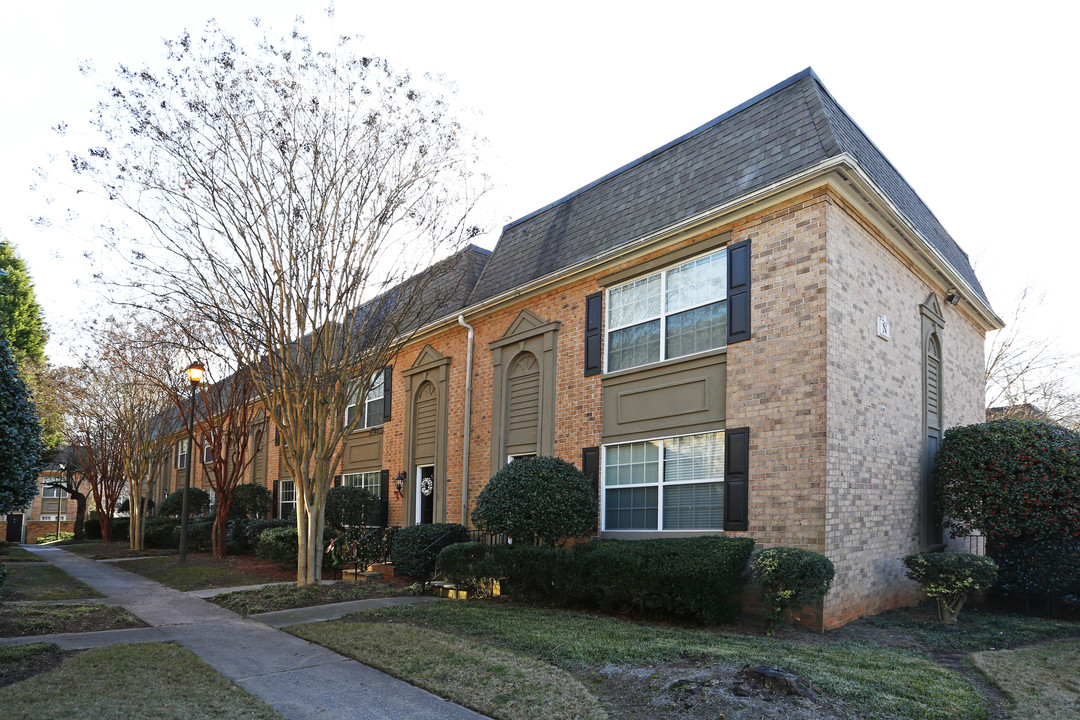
[40,483,68,522]
[342,471,381,497]
[279,479,296,519]
[602,431,724,531]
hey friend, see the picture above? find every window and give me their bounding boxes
[203,441,214,465]
[40,483,68,521]
[279,479,296,519]
[602,431,725,531]
[177,438,189,470]
[343,471,381,498]
[346,371,385,430]
[606,249,727,372]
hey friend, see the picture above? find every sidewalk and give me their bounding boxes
[3,546,487,720]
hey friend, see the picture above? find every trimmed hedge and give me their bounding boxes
[173,518,214,553]
[324,486,381,530]
[226,518,293,555]
[752,547,835,632]
[903,552,998,624]
[254,524,334,567]
[987,536,1080,610]
[472,456,597,545]
[439,536,756,623]
[391,523,469,577]
[144,518,180,548]
[158,488,211,518]
[84,517,129,542]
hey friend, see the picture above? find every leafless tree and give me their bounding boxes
[985,288,1080,429]
[58,17,488,582]
[42,445,90,542]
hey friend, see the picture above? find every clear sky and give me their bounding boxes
[1,1,1078,366]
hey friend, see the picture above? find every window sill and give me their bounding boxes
[601,346,727,381]
[599,529,726,539]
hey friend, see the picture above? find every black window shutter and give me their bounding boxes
[582,446,600,498]
[382,366,393,423]
[333,475,342,488]
[379,469,390,527]
[584,292,603,376]
[274,428,280,446]
[271,480,280,519]
[724,428,750,531]
[727,240,751,344]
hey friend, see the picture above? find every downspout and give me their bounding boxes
[457,315,475,527]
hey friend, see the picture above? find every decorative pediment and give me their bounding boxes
[403,344,451,376]
[920,293,945,326]
[490,309,561,350]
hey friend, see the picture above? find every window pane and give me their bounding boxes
[367,371,384,401]
[665,301,727,359]
[608,320,661,371]
[663,482,723,529]
[604,441,660,486]
[664,432,724,483]
[665,251,726,313]
[365,397,384,427]
[605,486,658,530]
[609,274,661,328]
[343,471,381,497]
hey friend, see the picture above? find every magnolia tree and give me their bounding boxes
[60,17,488,583]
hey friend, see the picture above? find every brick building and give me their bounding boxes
[151,69,1001,629]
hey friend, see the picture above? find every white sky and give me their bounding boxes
[1,1,1078,367]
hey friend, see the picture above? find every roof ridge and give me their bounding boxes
[500,68,819,233]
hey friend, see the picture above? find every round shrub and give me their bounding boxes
[228,484,272,519]
[903,552,998,624]
[257,526,298,565]
[158,488,211,518]
[936,420,1080,541]
[472,456,597,545]
[752,547,835,632]
[324,485,380,530]
[144,518,180,549]
[391,523,469,577]
[241,518,294,552]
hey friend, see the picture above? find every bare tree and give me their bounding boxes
[60,17,487,582]
[985,288,1080,429]
[42,445,90,542]
[66,368,127,544]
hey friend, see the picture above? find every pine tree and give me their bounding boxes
[0,337,44,514]
[0,240,48,366]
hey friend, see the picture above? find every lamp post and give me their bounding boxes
[178,361,204,563]
[56,463,66,540]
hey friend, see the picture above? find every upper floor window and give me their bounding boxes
[177,438,189,470]
[202,441,215,465]
[41,484,68,499]
[346,371,385,430]
[606,249,728,372]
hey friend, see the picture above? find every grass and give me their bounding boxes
[118,556,286,591]
[62,542,174,560]
[213,580,407,615]
[853,603,1080,651]
[0,642,64,688]
[0,603,145,637]
[972,639,1080,719]
[291,620,608,720]
[0,642,286,719]
[0,546,43,562]
[1,564,102,601]
[290,602,990,720]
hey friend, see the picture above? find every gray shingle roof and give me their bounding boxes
[468,69,989,307]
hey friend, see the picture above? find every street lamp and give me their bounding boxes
[178,361,204,563]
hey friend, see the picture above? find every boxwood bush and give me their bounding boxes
[439,536,755,623]
[472,456,597,545]
[254,524,334,567]
[751,547,835,632]
[391,523,469,577]
[237,518,293,553]
[324,486,381,530]
[144,518,180,548]
[173,518,214,552]
[903,552,998,624]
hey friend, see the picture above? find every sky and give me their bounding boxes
[1,1,1078,368]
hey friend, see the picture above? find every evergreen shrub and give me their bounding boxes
[903,552,998,624]
[391,523,469,577]
[158,488,211,518]
[751,547,835,632]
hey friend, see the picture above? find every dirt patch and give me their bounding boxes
[204,554,299,582]
[0,645,71,689]
[582,656,855,720]
[0,603,145,638]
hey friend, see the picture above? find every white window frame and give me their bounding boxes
[202,441,214,465]
[346,370,385,431]
[279,479,296,519]
[600,430,726,532]
[342,471,382,498]
[40,483,68,521]
[604,249,728,374]
[177,438,189,470]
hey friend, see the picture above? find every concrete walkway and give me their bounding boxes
[2,546,487,720]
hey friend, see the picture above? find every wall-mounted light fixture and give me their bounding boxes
[944,290,961,306]
[394,471,406,493]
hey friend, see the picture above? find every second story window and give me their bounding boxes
[177,438,189,470]
[346,371,385,430]
[606,249,728,372]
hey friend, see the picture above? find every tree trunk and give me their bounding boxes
[101,515,114,545]
[212,497,232,559]
[72,492,87,542]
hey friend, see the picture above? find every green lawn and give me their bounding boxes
[118,556,284,591]
[1,564,102,601]
[0,642,285,719]
[0,545,44,562]
[0,603,144,637]
[289,602,992,720]
[212,580,407,615]
[62,542,174,560]
[972,639,1080,720]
